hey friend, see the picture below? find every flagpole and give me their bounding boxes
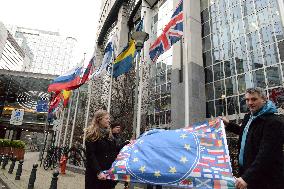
[69,89,80,149]
[184,1,189,127]
[63,96,73,146]
[107,50,115,113]
[132,53,140,138]
[83,82,92,148]
[56,108,65,147]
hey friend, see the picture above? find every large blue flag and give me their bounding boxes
[105,118,235,188]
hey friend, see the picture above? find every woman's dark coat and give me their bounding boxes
[85,136,117,189]
[227,113,284,189]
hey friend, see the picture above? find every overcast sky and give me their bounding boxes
[0,0,102,64]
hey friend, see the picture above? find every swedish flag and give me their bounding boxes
[112,39,136,78]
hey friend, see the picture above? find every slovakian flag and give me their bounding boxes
[104,118,235,188]
[149,0,183,62]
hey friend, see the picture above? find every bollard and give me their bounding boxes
[49,170,59,189]
[1,154,9,169]
[0,154,3,166]
[8,156,17,174]
[15,160,24,180]
[28,164,38,189]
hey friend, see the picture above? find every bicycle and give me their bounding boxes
[65,144,86,167]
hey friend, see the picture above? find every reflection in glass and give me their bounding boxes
[263,43,279,66]
[238,73,251,94]
[252,69,266,88]
[203,50,212,67]
[227,96,239,115]
[249,49,263,69]
[242,0,254,16]
[224,59,236,77]
[236,57,249,74]
[225,77,238,96]
[245,14,258,33]
[213,62,224,81]
[214,80,225,99]
[273,22,284,41]
[215,98,226,116]
[266,65,281,87]
[239,94,248,113]
[206,101,215,118]
[205,83,214,100]
[205,66,213,83]
[259,25,275,44]
[247,31,261,51]
[278,41,284,62]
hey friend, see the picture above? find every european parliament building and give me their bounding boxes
[89,0,284,130]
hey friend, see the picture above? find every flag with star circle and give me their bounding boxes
[105,118,235,188]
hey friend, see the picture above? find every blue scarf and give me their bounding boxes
[238,100,277,166]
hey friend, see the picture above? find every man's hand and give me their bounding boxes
[219,116,230,127]
[97,172,107,180]
[235,177,248,189]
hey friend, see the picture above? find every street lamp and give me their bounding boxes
[131,31,149,139]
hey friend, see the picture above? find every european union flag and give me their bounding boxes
[105,119,235,188]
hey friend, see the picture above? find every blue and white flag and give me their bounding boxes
[91,38,114,80]
[105,118,235,188]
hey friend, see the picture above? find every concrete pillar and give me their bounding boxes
[116,2,130,53]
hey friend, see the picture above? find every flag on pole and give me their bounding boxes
[112,39,136,78]
[149,0,183,62]
[91,38,115,80]
[62,90,72,107]
[104,118,235,188]
[48,92,62,112]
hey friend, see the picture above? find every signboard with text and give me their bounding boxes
[10,109,24,125]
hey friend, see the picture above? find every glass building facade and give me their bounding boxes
[147,0,173,128]
[201,0,284,118]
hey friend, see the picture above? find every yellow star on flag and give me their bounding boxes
[169,166,177,174]
[180,156,188,163]
[184,144,190,151]
[154,171,161,178]
[180,134,188,139]
[133,157,139,162]
[139,166,146,173]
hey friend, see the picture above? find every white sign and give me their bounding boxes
[10,109,24,125]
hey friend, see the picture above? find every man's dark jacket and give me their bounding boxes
[227,113,284,189]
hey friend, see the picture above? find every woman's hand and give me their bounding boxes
[97,172,107,180]
[219,116,230,127]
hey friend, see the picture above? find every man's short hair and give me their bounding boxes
[245,87,267,100]
[110,121,121,129]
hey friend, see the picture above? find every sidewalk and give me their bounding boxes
[0,152,126,189]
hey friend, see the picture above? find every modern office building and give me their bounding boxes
[0,22,31,71]
[6,25,78,75]
[92,0,284,129]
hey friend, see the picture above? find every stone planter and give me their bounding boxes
[11,148,25,160]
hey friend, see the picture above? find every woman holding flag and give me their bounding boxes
[84,110,117,189]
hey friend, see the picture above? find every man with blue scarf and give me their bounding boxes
[222,87,283,189]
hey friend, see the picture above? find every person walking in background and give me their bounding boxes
[84,110,117,189]
[221,87,283,189]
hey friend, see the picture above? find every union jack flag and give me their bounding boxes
[149,0,183,62]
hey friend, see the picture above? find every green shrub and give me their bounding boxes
[0,139,25,149]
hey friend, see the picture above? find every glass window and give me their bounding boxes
[273,22,284,41]
[201,9,210,23]
[203,35,212,52]
[242,0,255,16]
[203,50,212,67]
[254,0,268,11]
[257,8,271,28]
[263,43,279,66]
[213,62,224,80]
[231,4,242,22]
[206,101,215,118]
[202,21,210,37]
[232,36,247,58]
[239,94,248,113]
[205,66,213,83]
[224,59,236,77]
[209,2,218,19]
[247,30,261,51]
[259,24,276,45]
[238,73,251,94]
[245,14,259,33]
[252,68,266,88]
[278,40,284,62]
[235,57,249,74]
[213,47,221,63]
[231,20,245,40]
[227,96,239,115]
[266,65,282,87]
[206,83,214,100]
[225,76,238,96]
[214,80,225,99]
[222,42,231,61]
[215,98,226,116]
[249,49,264,69]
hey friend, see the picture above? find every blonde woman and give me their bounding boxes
[84,110,117,189]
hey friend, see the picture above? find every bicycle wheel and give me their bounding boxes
[67,149,85,167]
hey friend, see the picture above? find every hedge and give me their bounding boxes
[0,139,26,149]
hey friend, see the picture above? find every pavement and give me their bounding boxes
[0,152,128,189]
